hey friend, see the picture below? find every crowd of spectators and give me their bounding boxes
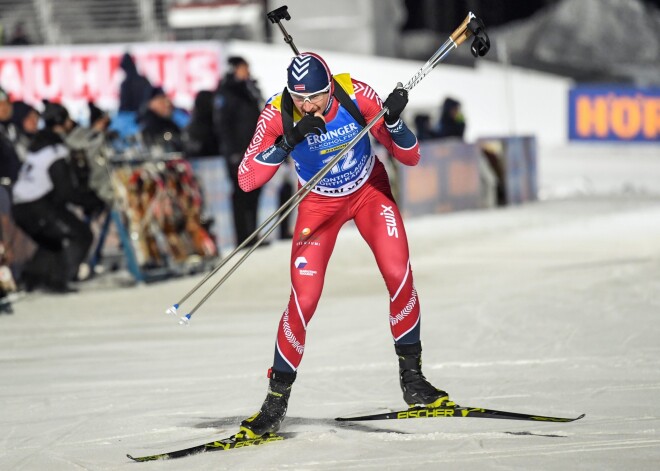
[0,51,273,311]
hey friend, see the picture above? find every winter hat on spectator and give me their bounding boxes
[286,52,332,95]
[227,56,248,73]
[42,99,69,128]
[11,101,38,130]
[0,87,9,102]
[148,86,166,100]
[88,101,106,124]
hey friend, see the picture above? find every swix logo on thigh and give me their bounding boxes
[379,205,399,238]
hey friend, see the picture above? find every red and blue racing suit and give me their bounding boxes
[238,74,423,373]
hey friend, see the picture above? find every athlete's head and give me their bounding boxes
[286,52,333,114]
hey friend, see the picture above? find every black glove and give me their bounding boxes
[278,114,327,152]
[383,85,408,125]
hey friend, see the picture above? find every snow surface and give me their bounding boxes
[2,151,660,470]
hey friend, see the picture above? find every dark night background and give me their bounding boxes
[403,0,660,32]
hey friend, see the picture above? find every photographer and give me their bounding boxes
[11,101,104,293]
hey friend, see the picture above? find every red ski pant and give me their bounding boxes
[274,162,420,372]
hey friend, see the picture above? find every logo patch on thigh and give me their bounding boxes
[294,256,317,276]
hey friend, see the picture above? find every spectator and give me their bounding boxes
[435,96,465,140]
[413,113,435,141]
[0,87,21,185]
[110,53,152,140]
[65,101,114,206]
[7,22,31,46]
[214,56,263,246]
[139,86,183,153]
[10,101,40,161]
[0,240,16,313]
[11,101,104,293]
[183,90,219,158]
[0,180,16,313]
[118,53,151,113]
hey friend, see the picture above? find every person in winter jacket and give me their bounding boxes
[118,52,152,114]
[0,87,21,185]
[65,101,114,207]
[139,86,183,153]
[435,97,465,140]
[10,100,40,162]
[183,90,219,158]
[11,101,104,293]
[214,56,264,246]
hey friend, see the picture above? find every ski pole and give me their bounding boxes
[177,105,388,325]
[170,11,489,325]
[167,5,309,319]
[168,9,487,316]
[166,5,302,319]
[266,5,299,54]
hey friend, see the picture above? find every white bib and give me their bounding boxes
[12,144,68,204]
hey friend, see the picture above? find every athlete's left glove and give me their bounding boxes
[383,84,408,125]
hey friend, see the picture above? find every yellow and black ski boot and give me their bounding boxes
[396,342,455,408]
[239,369,296,439]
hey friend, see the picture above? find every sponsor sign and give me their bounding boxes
[0,41,224,119]
[396,141,483,216]
[568,86,660,142]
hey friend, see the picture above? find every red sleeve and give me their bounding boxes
[352,79,420,166]
[238,103,285,192]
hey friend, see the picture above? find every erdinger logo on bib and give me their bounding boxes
[294,257,317,276]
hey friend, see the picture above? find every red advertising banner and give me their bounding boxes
[0,42,224,118]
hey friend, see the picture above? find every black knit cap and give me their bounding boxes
[228,56,248,70]
[148,86,166,100]
[42,99,69,128]
[88,101,105,124]
[11,101,38,129]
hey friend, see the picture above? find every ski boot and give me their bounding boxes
[396,342,455,408]
[238,369,296,439]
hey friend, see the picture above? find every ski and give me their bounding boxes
[126,432,289,462]
[336,406,585,423]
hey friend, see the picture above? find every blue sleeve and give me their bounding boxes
[254,144,289,165]
[386,119,417,149]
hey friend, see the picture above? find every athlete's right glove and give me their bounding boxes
[277,114,327,153]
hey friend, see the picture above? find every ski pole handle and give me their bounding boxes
[450,12,477,48]
[267,5,299,55]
